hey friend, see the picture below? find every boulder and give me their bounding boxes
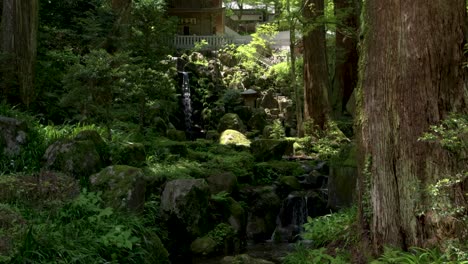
[219,129,251,147]
[247,109,267,131]
[250,139,290,161]
[205,130,220,141]
[218,113,245,133]
[244,186,281,241]
[221,254,274,264]
[0,116,28,157]
[90,165,146,212]
[260,90,279,109]
[74,130,109,163]
[110,142,146,167]
[43,139,102,177]
[160,179,211,238]
[190,236,218,256]
[207,172,238,195]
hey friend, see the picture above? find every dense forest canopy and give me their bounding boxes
[0,0,467,263]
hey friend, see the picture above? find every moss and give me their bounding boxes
[190,236,218,256]
[250,139,290,161]
[90,165,146,212]
[278,176,301,190]
[219,129,251,147]
[166,129,187,141]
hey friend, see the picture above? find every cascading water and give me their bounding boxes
[271,193,309,242]
[181,72,193,137]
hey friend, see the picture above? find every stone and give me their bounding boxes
[260,90,279,109]
[219,129,251,147]
[160,179,211,238]
[190,236,218,256]
[110,142,146,167]
[151,116,168,136]
[90,165,146,212]
[43,139,102,177]
[218,113,245,133]
[244,186,281,241]
[74,130,109,163]
[248,109,267,131]
[0,116,28,157]
[250,139,290,162]
[0,204,26,256]
[207,172,238,195]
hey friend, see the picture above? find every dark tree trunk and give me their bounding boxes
[357,0,467,253]
[331,0,359,117]
[302,0,330,130]
[0,0,39,106]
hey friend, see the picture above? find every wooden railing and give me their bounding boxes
[172,35,234,50]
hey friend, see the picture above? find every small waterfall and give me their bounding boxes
[181,72,192,137]
[271,193,309,242]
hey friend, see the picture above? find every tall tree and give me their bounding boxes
[1,0,39,106]
[357,0,467,252]
[302,0,330,130]
[331,0,359,117]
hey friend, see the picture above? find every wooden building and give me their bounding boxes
[167,0,225,35]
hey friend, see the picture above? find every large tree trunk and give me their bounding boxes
[331,0,359,117]
[357,0,467,253]
[302,0,330,130]
[0,0,39,106]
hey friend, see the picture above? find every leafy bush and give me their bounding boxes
[371,246,468,264]
[302,207,357,248]
[8,191,169,264]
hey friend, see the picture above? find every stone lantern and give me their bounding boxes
[240,89,258,108]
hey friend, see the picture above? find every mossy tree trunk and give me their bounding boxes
[302,0,330,130]
[357,0,467,253]
[0,0,39,106]
[331,0,359,117]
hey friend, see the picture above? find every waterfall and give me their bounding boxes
[271,193,309,242]
[181,72,192,137]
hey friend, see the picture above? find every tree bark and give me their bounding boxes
[331,0,359,117]
[302,0,330,130]
[357,0,467,253]
[0,0,38,106]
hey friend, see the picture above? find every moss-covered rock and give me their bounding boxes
[207,172,238,195]
[247,109,267,131]
[0,172,79,205]
[328,143,357,209]
[243,186,281,241]
[43,138,103,177]
[0,116,28,157]
[218,113,245,133]
[205,130,220,141]
[219,129,251,147]
[190,236,218,256]
[74,130,109,164]
[145,231,170,264]
[90,165,146,212]
[151,116,168,136]
[250,139,290,161]
[110,142,146,167]
[160,179,211,255]
[278,176,301,191]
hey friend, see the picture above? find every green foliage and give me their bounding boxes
[301,120,350,160]
[8,190,169,264]
[283,246,349,264]
[206,223,236,249]
[302,207,357,248]
[372,246,468,264]
[270,119,286,139]
[193,39,210,52]
[419,114,468,154]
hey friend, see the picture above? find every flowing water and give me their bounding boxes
[181,71,193,137]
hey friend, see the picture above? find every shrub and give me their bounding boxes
[302,207,357,248]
